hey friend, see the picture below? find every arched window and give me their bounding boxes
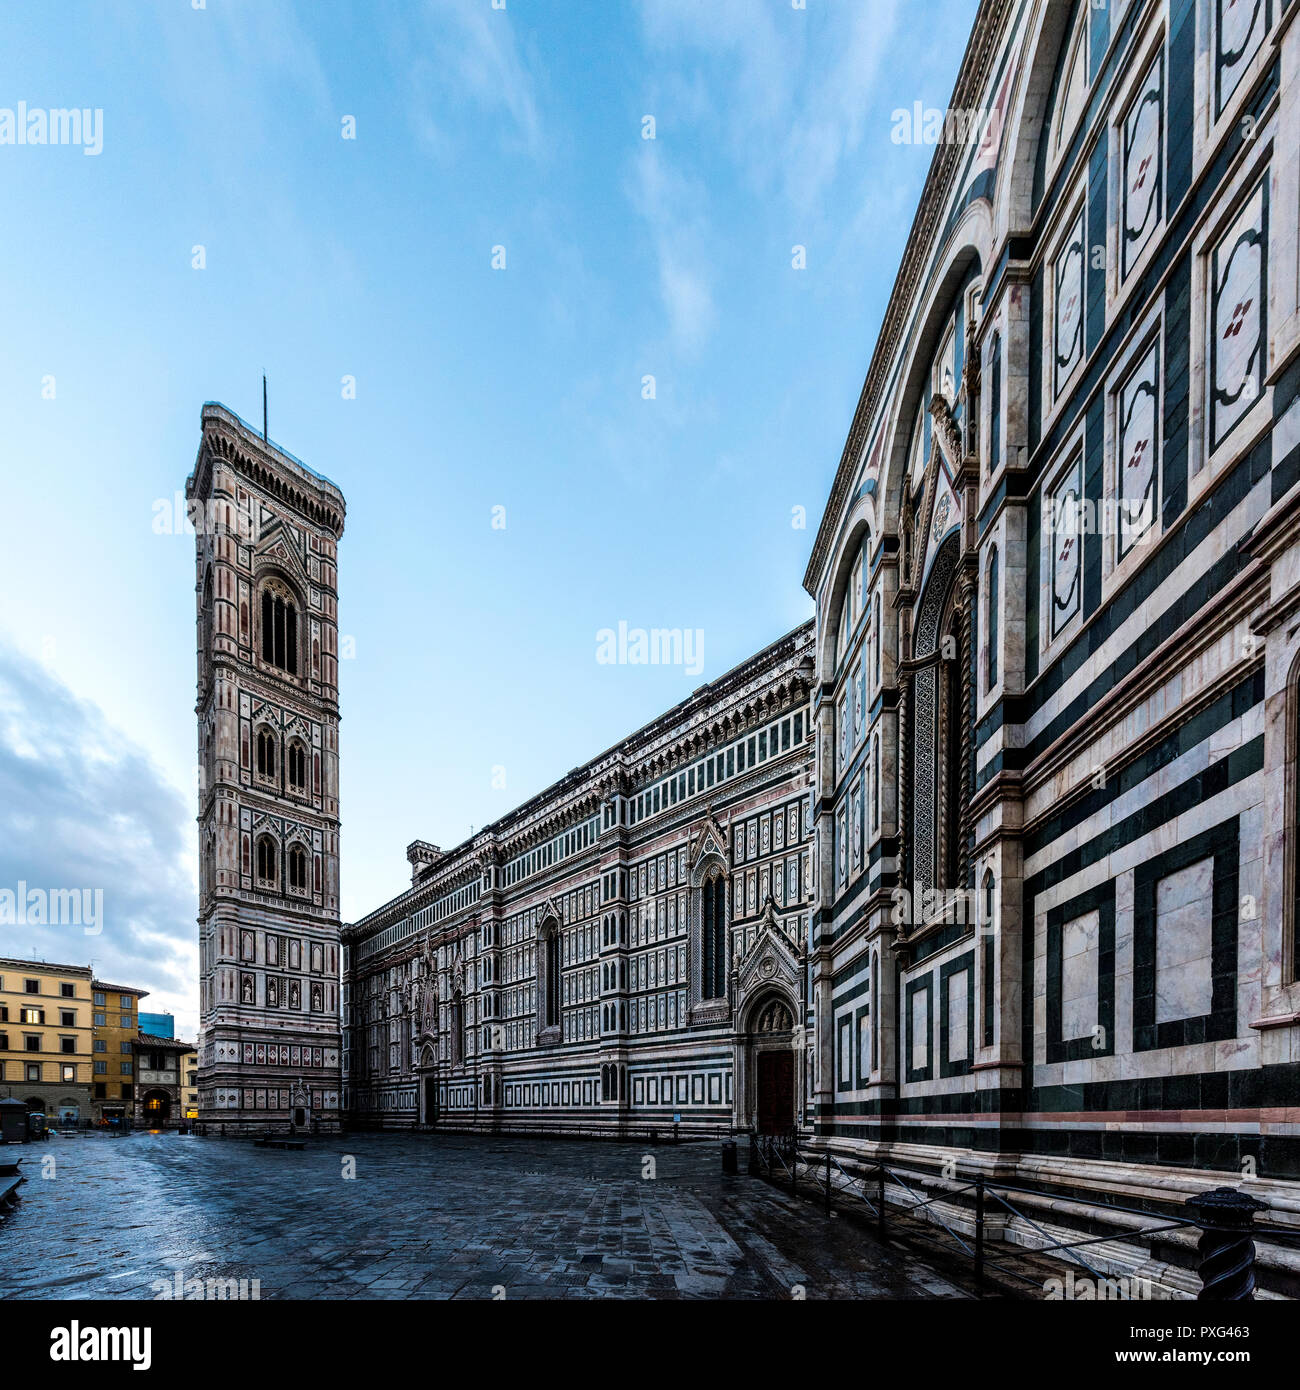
[200,567,214,665]
[701,873,727,1000]
[986,548,1000,690]
[989,331,1002,472]
[256,728,276,779]
[287,844,308,893]
[287,740,307,794]
[872,734,881,831]
[833,533,871,676]
[260,583,299,675]
[544,930,560,1029]
[835,588,851,672]
[982,868,997,1046]
[871,951,879,1071]
[450,993,463,1067]
[255,835,278,888]
[940,599,967,889]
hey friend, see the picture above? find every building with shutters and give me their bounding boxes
[0,959,93,1125]
[90,980,148,1125]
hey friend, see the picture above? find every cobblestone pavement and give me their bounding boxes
[1,1131,977,1300]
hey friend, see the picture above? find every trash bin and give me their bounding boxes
[27,1112,47,1142]
[721,1139,738,1174]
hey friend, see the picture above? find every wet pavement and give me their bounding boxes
[0,1130,975,1299]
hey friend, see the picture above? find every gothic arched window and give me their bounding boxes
[450,993,463,1067]
[287,740,307,794]
[544,929,560,1029]
[701,873,727,1000]
[833,533,871,676]
[200,567,214,670]
[940,599,967,889]
[255,835,278,888]
[287,845,308,893]
[260,583,299,676]
[256,727,276,779]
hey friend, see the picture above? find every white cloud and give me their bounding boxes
[0,646,198,1040]
[628,146,717,352]
[403,0,546,161]
[636,0,901,216]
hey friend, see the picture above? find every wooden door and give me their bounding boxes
[756,1050,793,1135]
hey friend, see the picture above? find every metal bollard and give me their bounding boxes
[1184,1187,1269,1300]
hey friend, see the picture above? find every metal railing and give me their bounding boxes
[749,1132,1296,1300]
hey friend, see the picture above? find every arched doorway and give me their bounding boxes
[745,994,797,1135]
[23,1096,45,1114]
[416,1044,439,1128]
[142,1090,171,1125]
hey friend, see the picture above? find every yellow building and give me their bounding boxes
[91,980,148,1125]
[0,958,93,1125]
[182,1048,199,1120]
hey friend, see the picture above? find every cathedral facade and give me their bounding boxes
[198,0,1300,1214]
[804,0,1300,1201]
[189,403,345,1133]
[342,626,817,1135]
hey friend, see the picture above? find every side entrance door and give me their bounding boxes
[756,1050,793,1135]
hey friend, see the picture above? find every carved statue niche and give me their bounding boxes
[418,932,440,1039]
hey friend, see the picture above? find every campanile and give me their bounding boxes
[188,403,344,1133]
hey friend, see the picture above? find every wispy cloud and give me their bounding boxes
[627,146,717,353]
[636,0,901,217]
[0,645,197,1039]
[624,0,906,353]
[402,0,546,161]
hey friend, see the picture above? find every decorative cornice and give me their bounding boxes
[188,402,346,538]
[346,621,815,945]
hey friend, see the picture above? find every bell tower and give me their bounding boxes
[188,402,345,1134]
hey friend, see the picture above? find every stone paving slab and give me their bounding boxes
[0,1131,975,1300]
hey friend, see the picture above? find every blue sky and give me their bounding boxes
[0,0,977,1038]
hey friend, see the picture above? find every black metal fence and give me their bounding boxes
[749,1131,1299,1300]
